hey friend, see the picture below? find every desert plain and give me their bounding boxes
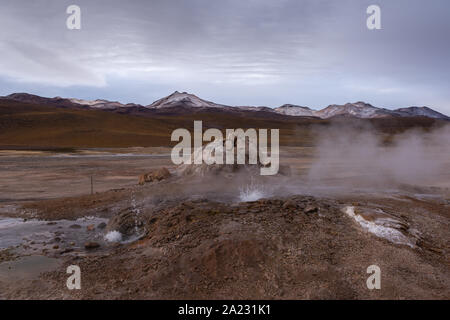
[0,136,449,299]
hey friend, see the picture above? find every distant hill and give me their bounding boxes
[0,93,447,148]
[0,99,320,148]
[2,91,448,120]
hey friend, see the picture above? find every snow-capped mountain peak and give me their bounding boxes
[274,104,315,117]
[148,91,227,109]
[68,98,127,109]
[315,102,383,119]
[2,92,449,120]
[393,106,450,119]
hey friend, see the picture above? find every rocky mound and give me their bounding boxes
[138,167,171,185]
[175,132,289,177]
[25,194,449,300]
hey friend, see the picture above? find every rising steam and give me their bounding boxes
[306,122,450,189]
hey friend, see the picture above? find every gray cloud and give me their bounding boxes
[0,0,449,114]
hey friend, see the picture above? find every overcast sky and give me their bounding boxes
[0,0,449,114]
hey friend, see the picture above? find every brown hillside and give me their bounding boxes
[0,100,445,148]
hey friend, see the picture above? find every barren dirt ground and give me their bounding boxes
[0,147,449,299]
[0,147,172,202]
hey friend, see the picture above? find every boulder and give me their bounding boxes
[106,210,140,236]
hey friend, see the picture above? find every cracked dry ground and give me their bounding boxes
[3,186,449,300]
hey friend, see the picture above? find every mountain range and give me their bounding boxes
[1,91,448,120]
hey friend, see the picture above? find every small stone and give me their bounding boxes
[97,222,107,229]
[282,200,297,210]
[53,245,59,249]
[84,242,100,250]
[86,224,95,231]
[424,245,444,254]
[304,205,318,214]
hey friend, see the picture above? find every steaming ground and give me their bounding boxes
[0,124,449,299]
[309,124,450,188]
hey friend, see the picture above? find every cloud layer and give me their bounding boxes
[0,0,449,113]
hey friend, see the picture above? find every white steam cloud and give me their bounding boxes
[307,122,450,189]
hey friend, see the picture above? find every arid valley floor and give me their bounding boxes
[0,143,449,299]
[2,0,450,302]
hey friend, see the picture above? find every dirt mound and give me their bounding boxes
[175,133,290,177]
[138,167,171,185]
[17,194,447,300]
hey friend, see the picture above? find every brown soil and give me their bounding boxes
[2,179,448,299]
[1,99,446,148]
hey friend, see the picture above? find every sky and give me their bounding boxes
[0,0,449,114]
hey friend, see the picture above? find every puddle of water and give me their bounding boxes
[0,204,20,215]
[0,216,109,251]
[0,255,61,282]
